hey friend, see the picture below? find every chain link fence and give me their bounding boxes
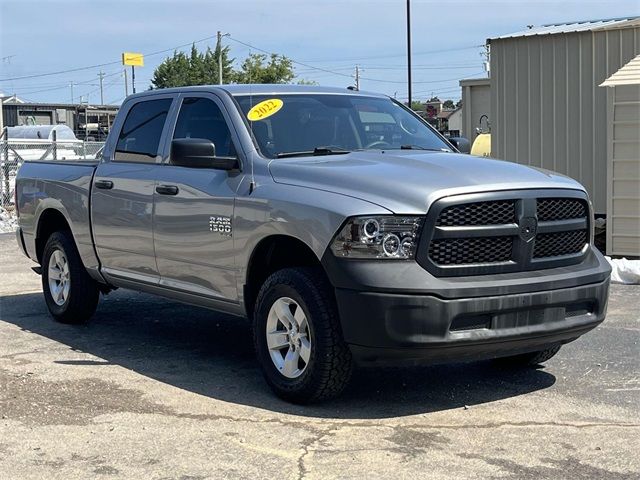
[0,139,104,208]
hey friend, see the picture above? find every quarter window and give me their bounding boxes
[114,98,172,162]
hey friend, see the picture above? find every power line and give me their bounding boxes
[228,36,482,86]
[8,70,122,94]
[297,45,483,63]
[0,35,218,82]
[358,73,484,85]
[227,36,354,79]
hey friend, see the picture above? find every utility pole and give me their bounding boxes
[98,71,105,105]
[354,65,360,91]
[131,66,136,94]
[406,0,412,108]
[482,44,490,77]
[70,81,74,104]
[123,69,129,97]
[216,31,230,84]
[217,31,223,84]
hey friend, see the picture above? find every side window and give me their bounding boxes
[173,97,235,157]
[114,98,172,163]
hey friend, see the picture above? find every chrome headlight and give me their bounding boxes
[330,216,423,259]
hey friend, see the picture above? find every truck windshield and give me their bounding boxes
[235,94,452,159]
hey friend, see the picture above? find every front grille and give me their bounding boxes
[429,237,513,265]
[533,230,587,258]
[436,200,516,226]
[537,198,586,221]
[420,191,590,276]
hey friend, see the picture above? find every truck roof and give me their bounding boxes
[127,84,388,100]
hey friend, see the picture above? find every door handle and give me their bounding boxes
[94,180,114,190]
[156,185,179,195]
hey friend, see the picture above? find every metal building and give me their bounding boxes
[460,77,491,143]
[1,100,119,141]
[601,55,640,256]
[488,17,640,215]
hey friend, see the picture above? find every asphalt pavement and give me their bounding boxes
[0,232,638,479]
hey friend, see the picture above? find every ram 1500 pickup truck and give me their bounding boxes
[15,85,611,403]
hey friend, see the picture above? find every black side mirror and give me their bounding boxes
[170,138,238,170]
[448,136,471,154]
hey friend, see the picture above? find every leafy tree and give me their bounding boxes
[456,99,462,108]
[410,100,424,111]
[297,78,318,85]
[151,44,234,89]
[443,99,456,110]
[151,51,190,89]
[203,44,234,85]
[234,53,294,84]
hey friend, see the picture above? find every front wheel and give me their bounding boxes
[41,231,100,324]
[253,267,353,403]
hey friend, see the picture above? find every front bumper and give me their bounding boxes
[323,247,611,366]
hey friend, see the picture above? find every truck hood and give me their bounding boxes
[268,151,585,213]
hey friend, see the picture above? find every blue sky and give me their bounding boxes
[1,0,638,105]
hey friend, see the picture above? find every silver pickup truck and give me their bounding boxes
[15,85,611,403]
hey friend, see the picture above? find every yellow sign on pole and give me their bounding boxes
[122,52,144,67]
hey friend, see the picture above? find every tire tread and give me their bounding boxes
[42,231,99,324]
[253,267,352,403]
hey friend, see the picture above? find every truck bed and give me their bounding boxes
[16,160,100,273]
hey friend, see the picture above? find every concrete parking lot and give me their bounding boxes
[0,232,638,479]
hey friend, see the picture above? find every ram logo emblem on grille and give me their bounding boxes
[519,217,537,242]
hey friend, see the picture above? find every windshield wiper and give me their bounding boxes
[275,146,351,158]
[399,144,449,151]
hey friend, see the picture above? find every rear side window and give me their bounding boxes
[173,97,235,157]
[114,98,172,162]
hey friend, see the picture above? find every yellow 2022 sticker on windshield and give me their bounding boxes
[247,98,283,121]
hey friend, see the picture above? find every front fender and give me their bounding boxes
[234,182,391,296]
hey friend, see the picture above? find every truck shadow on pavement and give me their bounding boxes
[0,289,556,419]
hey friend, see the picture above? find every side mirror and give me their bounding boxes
[170,138,238,170]
[448,136,471,154]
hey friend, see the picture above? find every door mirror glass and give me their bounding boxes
[448,136,471,154]
[170,138,238,170]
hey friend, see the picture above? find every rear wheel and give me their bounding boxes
[253,267,353,403]
[41,231,99,324]
[494,344,561,367]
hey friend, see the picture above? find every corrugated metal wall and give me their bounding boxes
[606,84,640,256]
[490,26,640,214]
[461,78,491,141]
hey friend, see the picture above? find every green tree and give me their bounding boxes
[443,99,456,110]
[203,45,234,85]
[151,43,234,89]
[234,53,295,84]
[150,50,191,89]
[456,99,462,108]
[297,78,318,85]
[410,100,424,111]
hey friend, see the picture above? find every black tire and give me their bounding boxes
[41,231,99,324]
[253,267,353,404]
[494,344,561,367]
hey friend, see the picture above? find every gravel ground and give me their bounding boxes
[0,207,18,234]
[0,232,638,479]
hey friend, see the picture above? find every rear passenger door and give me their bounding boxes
[153,93,243,302]
[92,95,175,284]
